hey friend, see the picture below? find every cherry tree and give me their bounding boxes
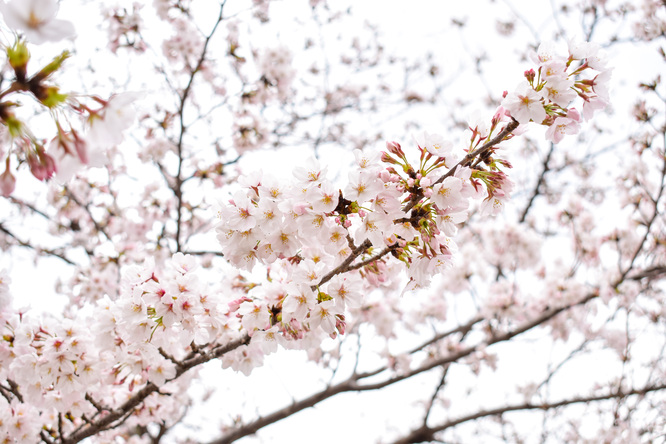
[0,0,664,443]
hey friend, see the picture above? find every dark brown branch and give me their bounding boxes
[174,1,227,253]
[314,239,372,289]
[0,379,23,403]
[619,140,666,280]
[346,242,399,272]
[422,367,449,427]
[9,196,51,220]
[63,187,111,241]
[519,142,555,223]
[62,333,249,444]
[392,383,666,444]
[629,265,666,282]
[403,118,520,214]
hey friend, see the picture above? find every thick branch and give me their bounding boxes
[62,333,249,444]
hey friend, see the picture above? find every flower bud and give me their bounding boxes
[380,151,399,165]
[28,147,57,181]
[0,158,16,197]
[7,39,30,82]
[386,141,405,157]
[567,107,581,122]
[524,68,536,83]
[36,86,68,109]
[32,51,71,83]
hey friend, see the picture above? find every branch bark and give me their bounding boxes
[61,333,250,444]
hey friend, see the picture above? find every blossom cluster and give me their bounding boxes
[216,121,506,341]
[501,40,610,143]
[214,39,609,355]
[0,254,233,441]
[0,0,141,197]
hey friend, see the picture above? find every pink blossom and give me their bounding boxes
[238,301,270,333]
[345,170,383,203]
[353,210,392,247]
[282,283,316,323]
[567,38,600,60]
[27,148,57,181]
[545,116,580,143]
[306,181,339,213]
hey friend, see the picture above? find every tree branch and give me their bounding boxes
[392,383,666,444]
[0,222,76,266]
[209,286,601,444]
[519,142,555,223]
[61,333,249,444]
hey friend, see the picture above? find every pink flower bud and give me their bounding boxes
[524,69,536,83]
[335,316,346,335]
[28,149,57,181]
[386,141,404,157]
[0,158,16,197]
[567,107,581,122]
[381,151,398,165]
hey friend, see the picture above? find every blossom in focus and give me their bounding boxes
[0,0,75,44]
[501,83,547,125]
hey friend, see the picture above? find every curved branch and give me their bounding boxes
[209,287,599,444]
[0,222,76,266]
[392,383,666,444]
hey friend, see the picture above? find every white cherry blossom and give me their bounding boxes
[0,0,75,44]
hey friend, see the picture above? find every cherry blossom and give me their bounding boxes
[502,82,547,124]
[0,0,75,44]
[0,1,655,443]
